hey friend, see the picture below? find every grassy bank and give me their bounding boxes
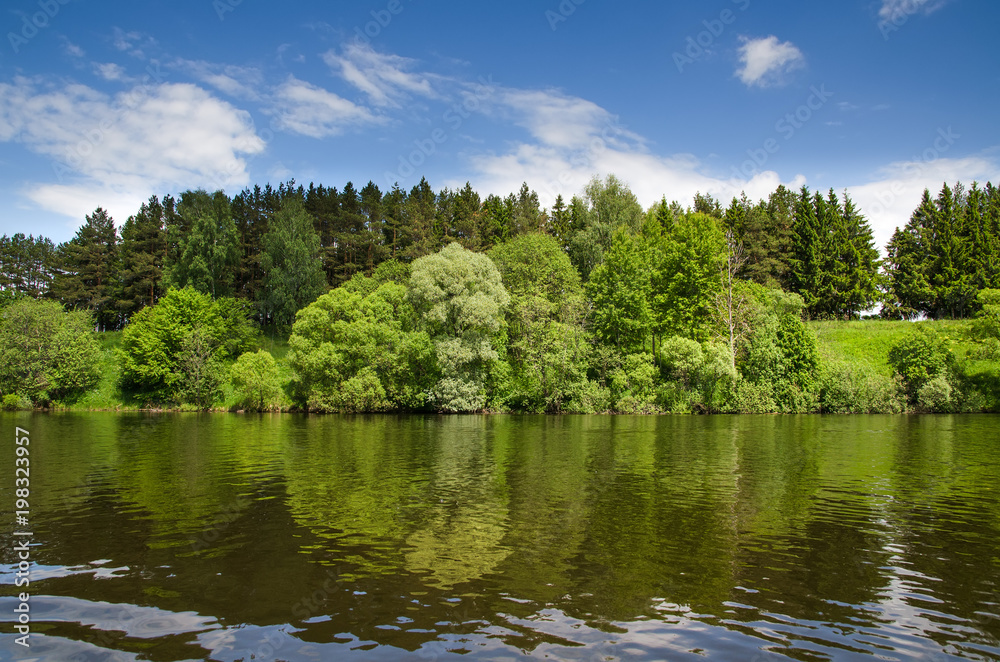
[57,332,294,412]
[810,319,974,373]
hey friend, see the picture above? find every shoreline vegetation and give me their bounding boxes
[2,175,1000,415]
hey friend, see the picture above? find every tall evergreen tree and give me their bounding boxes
[166,190,240,298]
[117,195,168,319]
[52,208,119,329]
[260,197,327,327]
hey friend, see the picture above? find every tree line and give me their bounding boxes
[4,176,997,329]
[2,173,1000,413]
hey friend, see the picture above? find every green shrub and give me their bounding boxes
[0,298,100,405]
[819,361,905,414]
[567,380,611,414]
[230,350,281,411]
[119,287,256,403]
[2,393,31,411]
[917,374,953,413]
[610,353,658,412]
[887,329,951,402]
[727,378,776,414]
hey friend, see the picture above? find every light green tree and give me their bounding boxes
[652,211,726,342]
[488,233,589,411]
[410,242,510,412]
[119,287,255,403]
[230,350,281,411]
[288,279,435,412]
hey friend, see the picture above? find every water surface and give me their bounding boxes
[1,413,999,660]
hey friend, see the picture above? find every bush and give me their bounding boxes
[819,361,905,414]
[887,329,951,402]
[567,380,611,414]
[917,374,953,413]
[288,281,436,413]
[2,393,31,411]
[727,379,776,414]
[0,298,100,405]
[610,353,658,413]
[119,287,256,403]
[230,350,281,411]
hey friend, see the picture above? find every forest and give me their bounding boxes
[1,175,1000,414]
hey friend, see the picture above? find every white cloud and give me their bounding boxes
[93,62,127,82]
[0,77,264,226]
[879,0,950,21]
[445,87,804,214]
[736,36,805,88]
[62,39,85,58]
[173,59,264,101]
[847,155,1000,253]
[270,75,383,138]
[322,43,438,107]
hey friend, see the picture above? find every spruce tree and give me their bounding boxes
[117,196,167,319]
[260,197,327,328]
[166,190,239,298]
[52,208,119,329]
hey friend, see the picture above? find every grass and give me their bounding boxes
[810,318,975,374]
[58,330,295,412]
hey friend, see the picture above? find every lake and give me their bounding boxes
[1,413,999,660]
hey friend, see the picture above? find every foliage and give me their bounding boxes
[288,279,435,412]
[173,327,226,408]
[587,227,652,353]
[409,242,510,412]
[230,350,281,411]
[166,190,240,298]
[819,361,904,414]
[651,211,725,341]
[887,329,952,402]
[742,311,821,412]
[0,298,101,405]
[259,197,327,328]
[568,175,645,280]
[791,188,880,319]
[488,234,588,411]
[882,182,1000,319]
[657,337,736,413]
[51,207,120,330]
[118,287,256,403]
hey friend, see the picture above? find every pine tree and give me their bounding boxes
[790,187,823,317]
[52,208,120,329]
[166,190,239,298]
[839,192,880,318]
[260,197,327,327]
[117,196,167,319]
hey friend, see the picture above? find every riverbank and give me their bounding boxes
[13,318,994,414]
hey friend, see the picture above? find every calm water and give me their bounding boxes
[1,413,999,661]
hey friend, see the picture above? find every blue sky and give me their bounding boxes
[1,0,998,251]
